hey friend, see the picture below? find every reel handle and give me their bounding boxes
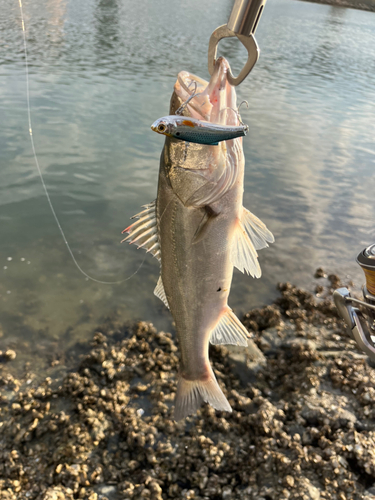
[333,244,375,360]
[333,288,375,360]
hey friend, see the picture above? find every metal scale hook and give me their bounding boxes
[208,0,267,86]
[334,244,375,361]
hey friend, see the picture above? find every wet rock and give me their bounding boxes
[96,485,117,498]
[42,486,75,500]
[365,486,375,497]
[314,268,327,279]
[294,478,320,499]
[260,330,280,352]
[4,350,16,361]
[0,274,374,500]
[0,349,16,362]
[243,305,282,332]
[227,345,266,385]
[328,274,341,289]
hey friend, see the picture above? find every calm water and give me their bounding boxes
[1,0,375,365]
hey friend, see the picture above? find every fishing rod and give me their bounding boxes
[334,244,375,361]
[208,0,267,86]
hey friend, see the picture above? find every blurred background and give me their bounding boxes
[0,0,374,369]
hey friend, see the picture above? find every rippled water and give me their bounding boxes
[1,0,375,365]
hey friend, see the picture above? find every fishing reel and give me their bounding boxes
[334,244,375,361]
[208,0,267,86]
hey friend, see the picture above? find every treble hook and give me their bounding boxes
[176,81,202,116]
[237,100,249,125]
[221,100,249,126]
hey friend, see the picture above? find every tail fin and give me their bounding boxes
[174,369,232,421]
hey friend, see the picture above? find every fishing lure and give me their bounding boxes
[151,115,249,146]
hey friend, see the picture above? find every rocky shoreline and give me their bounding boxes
[298,0,375,13]
[1,273,375,500]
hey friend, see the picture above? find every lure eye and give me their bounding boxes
[158,123,166,133]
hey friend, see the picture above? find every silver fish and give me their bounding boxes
[124,57,274,420]
[151,115,248,145]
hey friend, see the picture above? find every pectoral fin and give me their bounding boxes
[232,220,261,278]
[154,276,169,309]
[122,201,161,261]
[242,207,274,250]
[232,207,274,278]
[210,309,249,347]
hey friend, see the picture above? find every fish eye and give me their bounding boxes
[158,123,166,132]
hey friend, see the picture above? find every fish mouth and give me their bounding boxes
[173,57,238,128]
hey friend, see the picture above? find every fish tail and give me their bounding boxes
[174,368,232,421]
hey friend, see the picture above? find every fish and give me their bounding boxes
[123,56,274,420]
[151,115,248,146]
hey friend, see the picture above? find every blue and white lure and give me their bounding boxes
[152,83,248,146]
[151,115,248,146]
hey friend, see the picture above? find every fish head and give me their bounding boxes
[162,57,244,208]
[173,57,239,127]
[151,117,174,137]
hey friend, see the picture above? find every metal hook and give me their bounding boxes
[208,0,267,86]
[220,100,249,126]
[175,81,202,116]
[238,100,249,111]
[208,26,259,87]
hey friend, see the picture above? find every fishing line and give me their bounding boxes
[17,0,144,285]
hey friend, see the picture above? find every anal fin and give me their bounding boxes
[154,276,169,309]
[210,309,249,347]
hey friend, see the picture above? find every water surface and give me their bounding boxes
[1,0,375,365]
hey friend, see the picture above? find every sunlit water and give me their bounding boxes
[1,0,375,368]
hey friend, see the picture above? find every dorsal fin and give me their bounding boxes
[122,201,160,261]
[210,308,249,347]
